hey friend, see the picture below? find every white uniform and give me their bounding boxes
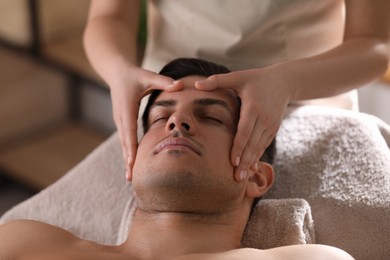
[138,0,357,138]
[142,0,345,72]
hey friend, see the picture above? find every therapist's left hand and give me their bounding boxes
[195,67,291,182]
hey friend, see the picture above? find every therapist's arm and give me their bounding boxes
[84,0,181,180]
[285,0,389,100]
[196,0,390,182]
[84,0,142,81]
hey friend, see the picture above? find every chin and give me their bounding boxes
[133,162,203,190]
[132,167,197,211]
[132,164,241,213]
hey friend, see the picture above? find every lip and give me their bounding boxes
[154,137,201,155]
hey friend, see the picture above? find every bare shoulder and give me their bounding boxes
[176,245,354,260]
[0,219,81,259]
[266,244,355,260]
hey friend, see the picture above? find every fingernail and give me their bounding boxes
[168,81,180,88]
[250,163,256,171]
[127,156,131,166]
[240,170,247,181]
[235,156,240,166]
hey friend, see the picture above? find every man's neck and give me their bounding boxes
[120,208,246,259]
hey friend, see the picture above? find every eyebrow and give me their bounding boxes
[151,98,233,113]
[152,99,176,108]
[193,98,233,113]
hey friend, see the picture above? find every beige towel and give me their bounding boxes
[265,106,390,260]
[116,198,315,247]
[0,133,131,245]
[242,199,315,249]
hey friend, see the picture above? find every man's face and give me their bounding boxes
[132,76,244,213]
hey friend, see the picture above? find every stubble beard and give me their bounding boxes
[133,163,241,214]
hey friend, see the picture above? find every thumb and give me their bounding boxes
[195,72,242,91]
[146,74,183,92]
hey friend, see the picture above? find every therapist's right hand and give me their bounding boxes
[109,66,182,181]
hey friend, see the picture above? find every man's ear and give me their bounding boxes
[245,162,274,198]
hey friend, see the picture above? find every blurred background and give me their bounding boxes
[0,0,389,216]
[0,0,116,215]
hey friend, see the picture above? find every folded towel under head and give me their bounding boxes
[242,199,315,249]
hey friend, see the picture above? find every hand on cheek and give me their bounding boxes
[195,69,287,183]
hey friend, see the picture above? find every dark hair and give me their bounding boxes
[142,58,276,206]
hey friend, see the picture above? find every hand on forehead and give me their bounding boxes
[156,76,240,119]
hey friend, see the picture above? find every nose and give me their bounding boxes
[166,112,194,134]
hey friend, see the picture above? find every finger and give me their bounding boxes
[246,121,268,171]
[231,102,258,166]
[113,111,127,162]
[231,104,258,181]
[235,121,265,182]
[250,161,259,171]
[143,73,183,93]
[252,130,276,169]
[117,122,128,166]
[249,145,264,171]
[127,123,138,182]
[195,72,243,91]
[165,79,184,92]
[121,106,140,182]
[261,134,275,158]
[127,139,137,182]
[114,114,129,179]
[247,121,274,168]
[120,115,132,179]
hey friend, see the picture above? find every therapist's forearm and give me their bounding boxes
[83,16,139,88]
[279,37,389,101]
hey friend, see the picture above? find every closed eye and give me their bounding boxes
[152,117,169,124]
[202,116,223,124]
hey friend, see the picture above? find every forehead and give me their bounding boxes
[155,76,239,110]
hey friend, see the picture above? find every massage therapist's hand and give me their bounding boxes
[109,66,182,181]
[195,67,291,182]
